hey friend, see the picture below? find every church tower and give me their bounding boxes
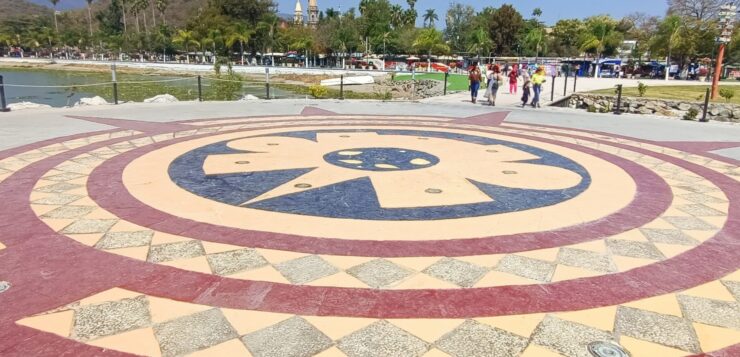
[294,0,304,25]
[308,0,319,28]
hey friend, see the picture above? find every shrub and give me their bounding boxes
[683,107,699,120]
[587,105,597,113]
[308,84,329,99]
[719,88,735,102]
[637,82,648,97]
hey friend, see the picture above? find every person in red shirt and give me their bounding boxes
[509,65,519,94]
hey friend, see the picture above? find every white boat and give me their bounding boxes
[320,75,375,86]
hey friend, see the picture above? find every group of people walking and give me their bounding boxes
[468,63,547,108]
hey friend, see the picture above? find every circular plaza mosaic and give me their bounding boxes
[1,110,739,357]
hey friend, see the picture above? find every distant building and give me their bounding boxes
[308,0,319,28]
[294,0,303,25]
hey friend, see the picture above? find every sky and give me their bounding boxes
[38,0,669,26]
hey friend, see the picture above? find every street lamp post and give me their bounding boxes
[711,4,737,100]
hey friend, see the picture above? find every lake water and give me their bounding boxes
[0,67,299,107]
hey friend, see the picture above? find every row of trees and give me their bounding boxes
[1,0,740,68]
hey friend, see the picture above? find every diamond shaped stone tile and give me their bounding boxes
[615,306,700,353]
[675,185,719,194]
[32,194,84,205]
[606,240,665,260]
[154,308,238,357]
[34,182,83,194]
[557,248,614,272]
[41,206,96,219]
[531,315,615,357]
[422,258,488,287]
[666,174,704,183]
[495,255,555,282]
[346,259,414,288]
[676,204,726,217]
[677,295,740,330]
[275,255,340,284]
[61,219,118,234]
[148,241,205,263]
[242,316,333,357]
[95,231,154,249]
[677,193,727,204]
[663,216,717,231]
[72,295,151,341]
[206,249,269,276]
[436,320,528,357]
[639,228,700,246]
[44,172,87,182]
[337,320,429,357]
[722,280,740,301]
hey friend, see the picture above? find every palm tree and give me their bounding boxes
[406,0,416,10]
[412,28,450,72]
[524,27,547,60]
[390,5,403,29]
[120,0,128,33]
[225,24,253,65]
[172,29,199,63]
[653,15,682,80]
[423,9,438,28]
[532,8,543,18]
[85,0,94,36]
[257,13,279,65]
[49,0,60,32]
[579,16,621,77]
[467,27,493,62]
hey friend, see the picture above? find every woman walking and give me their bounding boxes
[521,67,531,107]
[508,65,518,94]
[487,64,503,106]
[531,67,547,108]
[468,63,482,104]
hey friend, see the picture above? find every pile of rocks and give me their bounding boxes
[383,79,444,99]
[568,94,740,122]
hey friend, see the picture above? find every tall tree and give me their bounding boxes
[444,3,475,52]
[551,19,585,57]
[85,0,94,36]
[172,29,198,63]
[467,26,493,60]
[578,15,624,76]
[49,0,60,32]
[413,28,450,70]
[532,7,543,18]
[213,0,276,26]
[650,14,683,78]
[484,5,524,56]
[155,0,168,25]
[226,23,252,65]
[668,0,740,21]
[423,9,438,28]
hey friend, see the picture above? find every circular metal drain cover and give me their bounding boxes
[0,281,10,293]
[588,341,630,357]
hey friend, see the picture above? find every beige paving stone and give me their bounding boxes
[148,296,212,324]
[66,233,104,247]
[254,248,310,264]
[618,336,687,357]
[16,310,74,337]
[474,271,540,287]
[385,257,444,272]
[150,232,192,245]
[515,248,560,262]
[454,254,505,268]
[188,339,252,357]
[420,348,452,357]
[320,255,376,270]
[31,204,61,216]
[227,265,292,284]
[43,218,77,232]
[554,306,617,332]
[622,294,683,317]
[305,271,371,288]
[160,256,213,274]
[564,240,607,253]
[106,246,150,261]
[681,281,737,302]
[108,220,150,232]
[475,313,546,337]
[314,346,349,357]
[220,309,292,335]
[389,273,460,289]
[722,270,740,282]
[201,241,247,255]
[692,322,740,353]
[652,243,693,259]
[88,327,162,357]
[79,288,143,306]
[387,319,465,343]
[610,256,655,272]
[303,316,377,340]
[550,265,605,282]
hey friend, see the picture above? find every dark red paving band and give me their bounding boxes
[88,121,671,257]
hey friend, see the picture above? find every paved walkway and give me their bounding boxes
[0,101,739,357]
[426,76,740,108]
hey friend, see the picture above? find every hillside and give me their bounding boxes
[23,0,209,27]
[0,0,51,22]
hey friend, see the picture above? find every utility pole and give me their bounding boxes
[712,4,737,99]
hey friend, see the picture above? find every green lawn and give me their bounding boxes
[393,73,470,91]
[589,85,740,105]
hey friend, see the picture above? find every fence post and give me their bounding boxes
[340,75,344,100]
[0,75,9,112]
[573,73,578,93]
[563,72,569,96]
[197,75,203,102]
[111,64,118,105]
[265,67,271,100]
[550,75,556,102]
[614,84,623,115]
[701,87,710,122]
[443,71,449,96]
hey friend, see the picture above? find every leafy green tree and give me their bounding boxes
[467,26,493,60]
[97,0,125,36]
[551,19,584,57]
[212,0,275,26]
[579,15,623,76]
[483,5,524,56]
[444,3,475,52]
[649,15,682,78]
[524,27,547,59]
[413,28,450,70]
[49,0,60,32]
[172,29,198,63]
[225,23,252,65]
